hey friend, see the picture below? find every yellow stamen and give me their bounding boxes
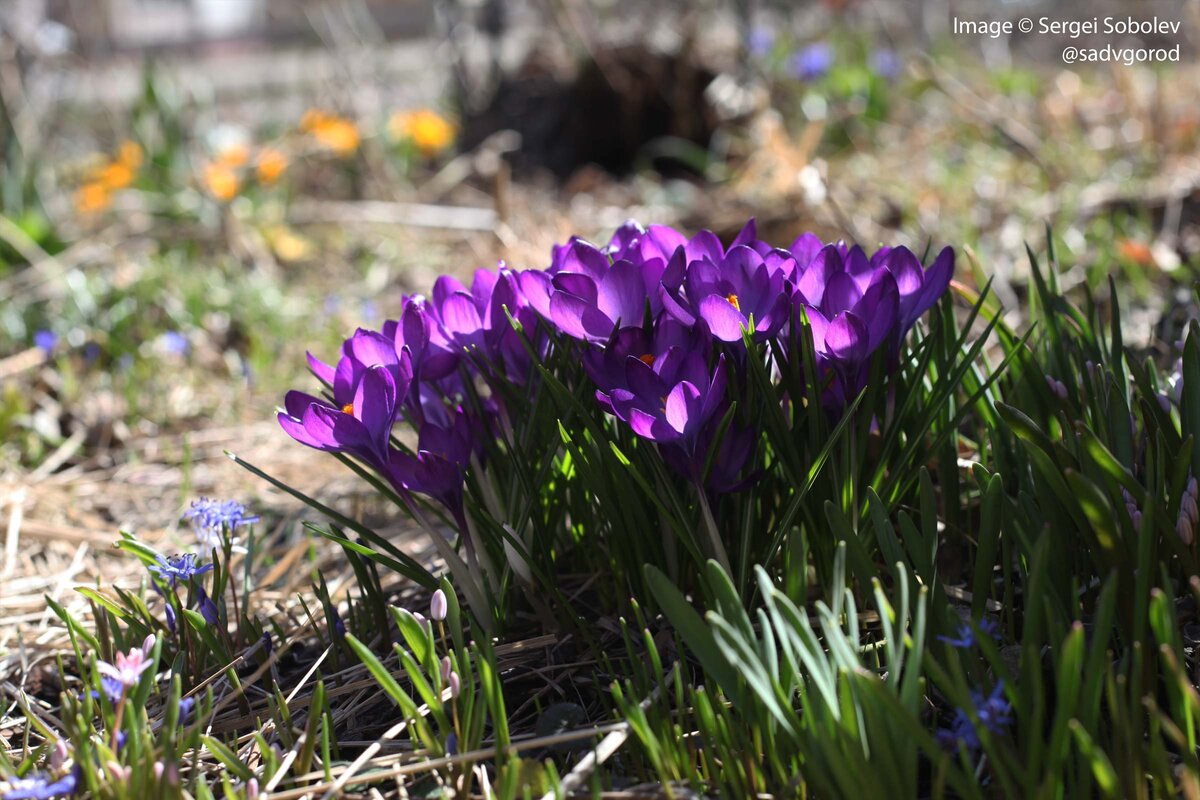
[341,403,354,415]
[726,293,741,312]
[639,353,655,366]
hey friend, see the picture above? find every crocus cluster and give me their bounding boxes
[281,220,952,506]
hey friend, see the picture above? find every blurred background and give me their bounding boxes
[0,0,1198,549]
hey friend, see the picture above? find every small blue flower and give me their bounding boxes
[149,553,213,588]
[178,696,195,724]
[2,770,77,799]
[937,681,1012,752]
[32,330,58,356]
[158,331,190,355]
[938,618,1000,650]
[197,587,220,627]
[871,48,901,80]
[747,27,775,58]
[83,674,124,706]
[790,42,834,81]
[445,732,458,756]
[182,498,260,535]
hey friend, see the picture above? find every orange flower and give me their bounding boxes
[389,109,455,157]
[75,181,112,215]
[215,143,250,168]
[255,147,288,184]
[302,110,360,157]
[118,140,144,170]
[202,163,240,202]
[98,160,135,190]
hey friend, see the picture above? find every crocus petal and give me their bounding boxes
[910,246,954,321]
[795,244,841,306]
[440,291,484,336]
[686,229,725,263]
[597,259,646,327]
[699,294,750,342]
[353,365,398,457]
[562,241,610,280]
[345,329,399,369]
[730,218,759,250]
[518,270,553,318]
[550,292,615,342]
[859,272,899,350]
[626,353,669,401]
[789,232,824,268]
[825,312,869,365]
[306,352,336,384]
[432,274,469,310]
[664,381,702,435]
[553,272,600,305]
[822,271,863,315]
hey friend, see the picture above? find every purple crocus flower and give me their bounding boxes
[279,357,412,471]
[790,42,834,81]
[387,297,460,387]
[388,406,476,516]
[544,242,665,343]
[605,348,728,445]
[877,246,954,336]
[666,245,790,343]
[430,266,543,384]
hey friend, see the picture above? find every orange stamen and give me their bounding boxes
[341,403,354,415]
[726,293,741,312]
[639,353,655,366]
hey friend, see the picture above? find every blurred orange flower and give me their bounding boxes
[117,140,144,170]
[98,161,135,190]
[255,147,288,184]
[215,143,250,168]
[301,110,360,157]
[389,109,455,157]
[202,163,240,202]
[75,182,112,215]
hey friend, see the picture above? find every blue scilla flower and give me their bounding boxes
[938,617,1000,649]
[32,330,59,356]
[149,553,213,588]
[937,681,1012,752]
[2,770,77,799]
[183,498,260,533]
[790,42,834,81]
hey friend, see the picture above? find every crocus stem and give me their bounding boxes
[111,694,127,752]
[695,483,732,576]
[407,499,494,636]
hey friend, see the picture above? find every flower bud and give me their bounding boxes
[247,778,260,799]
[197,588,220,627]
[430,589,448,621]
[1178,515,1194,546]
[51,739,69,770]
[440,655,453,682]
[448,671,461,698]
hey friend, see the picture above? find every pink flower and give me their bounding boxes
[97,644,154,689]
